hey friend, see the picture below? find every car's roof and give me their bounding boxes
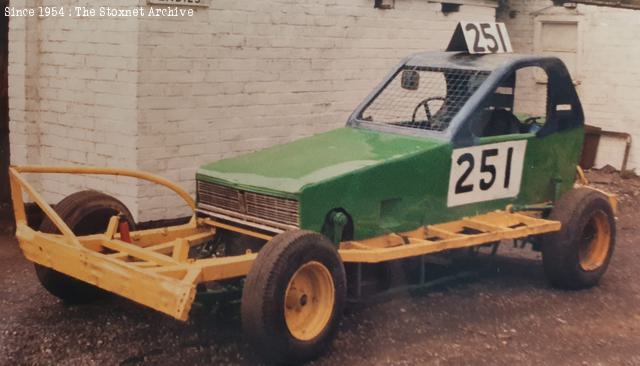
[405,51,546,72]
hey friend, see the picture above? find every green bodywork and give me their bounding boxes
[197,52,585,241]
[197,126,583,240]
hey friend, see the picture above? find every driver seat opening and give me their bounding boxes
[478,108,522,137]
[472,66,548,138]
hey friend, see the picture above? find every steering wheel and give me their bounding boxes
[523,116,543,125]
[412,97,446,126]
[522,116,544,133]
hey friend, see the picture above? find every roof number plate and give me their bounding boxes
[447,22,513,54]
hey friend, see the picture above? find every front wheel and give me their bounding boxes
[541,188,616,289]
[241,230,346,364]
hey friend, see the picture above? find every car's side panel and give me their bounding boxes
[447,127,583,218]
[519,127,584,203]
[299,127,583,241]
[299,143,452,240]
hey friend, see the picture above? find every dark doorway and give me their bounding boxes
[0,4,10,216]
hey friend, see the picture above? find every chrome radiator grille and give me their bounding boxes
[198,182,242,212]
[197,181,299,228]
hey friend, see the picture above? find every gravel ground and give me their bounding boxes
[1,170,640,365]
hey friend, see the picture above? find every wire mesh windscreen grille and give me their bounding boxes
[360,67,490,132]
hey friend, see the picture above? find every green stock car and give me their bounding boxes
[194,51,616,363]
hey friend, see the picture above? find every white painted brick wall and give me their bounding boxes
[9,0,141,217]
[499,0,640,171]
[10,0,496,222]
[9,4,40,175]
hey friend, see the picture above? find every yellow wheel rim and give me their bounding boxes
[284,261,335,341]
[578,210,611,271]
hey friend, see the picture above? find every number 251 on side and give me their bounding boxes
[447,141,527,207]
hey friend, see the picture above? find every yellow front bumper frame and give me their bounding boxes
[9,165,575,321]
[9,165,260,320]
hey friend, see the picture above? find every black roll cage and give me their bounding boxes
[347,51,584,148]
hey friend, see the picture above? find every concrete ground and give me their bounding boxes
[1,170,640,365]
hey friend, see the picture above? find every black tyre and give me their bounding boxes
[541,188,616,289]
[241,230,346,364]
[36,190,135,304]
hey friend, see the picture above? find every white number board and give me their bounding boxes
[460,22,513,54]
[447,140,527,207]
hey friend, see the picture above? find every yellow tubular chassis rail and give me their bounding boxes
[9,165,565,321]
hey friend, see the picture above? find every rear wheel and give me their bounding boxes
[541,188,616,289]
[35,190,134,304]
[241,230,346,364]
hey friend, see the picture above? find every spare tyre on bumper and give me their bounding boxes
[241,230,346,364]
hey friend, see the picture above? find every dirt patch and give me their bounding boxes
[1,170,640,365]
